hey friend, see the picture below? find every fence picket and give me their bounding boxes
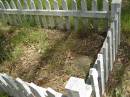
[10,0,18,25]
[81,0,88,32]
[92,0,97,31]
[72,0,78,32]
[22,0,30,23]
[62,0,70,31]
[111,21,116,61]
[0,0,6,23]
[45,0,55,28]
[4,0,13,25]
[97,54,105,95]
[24,0,29,9]
[30,0,41,26]
[54,0,63,29]
[103,40,109,83]
[89,68,100,97]
[17,0,22,24]
[29,83,47,97]
[1,74,19,97]
[38,0,47,28]
[107,31,113,71]
[0,75,10,94]
[15,78,34,97]
[103,0,109,11]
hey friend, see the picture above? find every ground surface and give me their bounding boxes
[0,23,105,92]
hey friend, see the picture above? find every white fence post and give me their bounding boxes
[29,83,47,97]
[0,0,6,23]
[45,0,55,28]
[65,77,92,97]
[72,0,78,32]
[89,68,100,97]
[111,0,122,56]
[30,0,41,26]
[97,54,105,95]
[62,0,70,31]
[54,0,63,29]
[37,0,48,28]
[15,78,34,97]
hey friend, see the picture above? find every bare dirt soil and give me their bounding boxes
[0,23,105,92]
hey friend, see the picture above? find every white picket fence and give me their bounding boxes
[0,0,122,97]
[0,0,110,31]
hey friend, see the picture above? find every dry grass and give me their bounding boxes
[0,23,105,92]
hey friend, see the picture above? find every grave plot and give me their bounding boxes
[0,23,105,92]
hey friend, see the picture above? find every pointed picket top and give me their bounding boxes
[103,0,109,11]
[72,0,78,32]
[2,74,18,90]
[0,74,8,86]
[0,0,5,9]
[92,0,97,11]
[0,74,10,94]
[54,0,59,10]
[81,0,87,11]
[24,0,29,9]
[4,0,11,9]
[30,0,36,9]
[89,68,100,97]
[29,83,47,97]
[62,0,68,10]
[45,0,51,10]
[17,0,23,9]
[1,74,20,97]
[10,0,17,9]
[15,78,33,97]
[72,0,77,10]
[38,0,43,9]
[46,87,63,97]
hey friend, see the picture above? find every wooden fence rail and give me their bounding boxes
[0,0,122,97]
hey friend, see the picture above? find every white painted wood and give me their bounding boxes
[0,0,6,23]
[62,0,70,31]
[107,30,113,72]
[1,74,19,97]
[72,0,78,32]
[45,0,55,28]
[92,0,97,11]
[29,83,47,97]
[46,87,63,97]
[0,75,10,94]
[4,0,13,24]
[81,0,88,32]
[110,22,116,62]
[89,68,100,97]
[92,0,97,31]
[103,39,109,83]
[23,0,29,25]
[10,0,18,25]
[24,0,29,9]
[54,0,63,29]
[65,77,92,97]
[81,0,87,11]
[15,78,34,97]
[97,54,105,95]
[38,0,47,28]
[0,9,109,18]
[103,0,109,11]
[30,0,41,26]
[17,0,22,24]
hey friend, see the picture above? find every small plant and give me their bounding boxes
[0,92,8,97]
